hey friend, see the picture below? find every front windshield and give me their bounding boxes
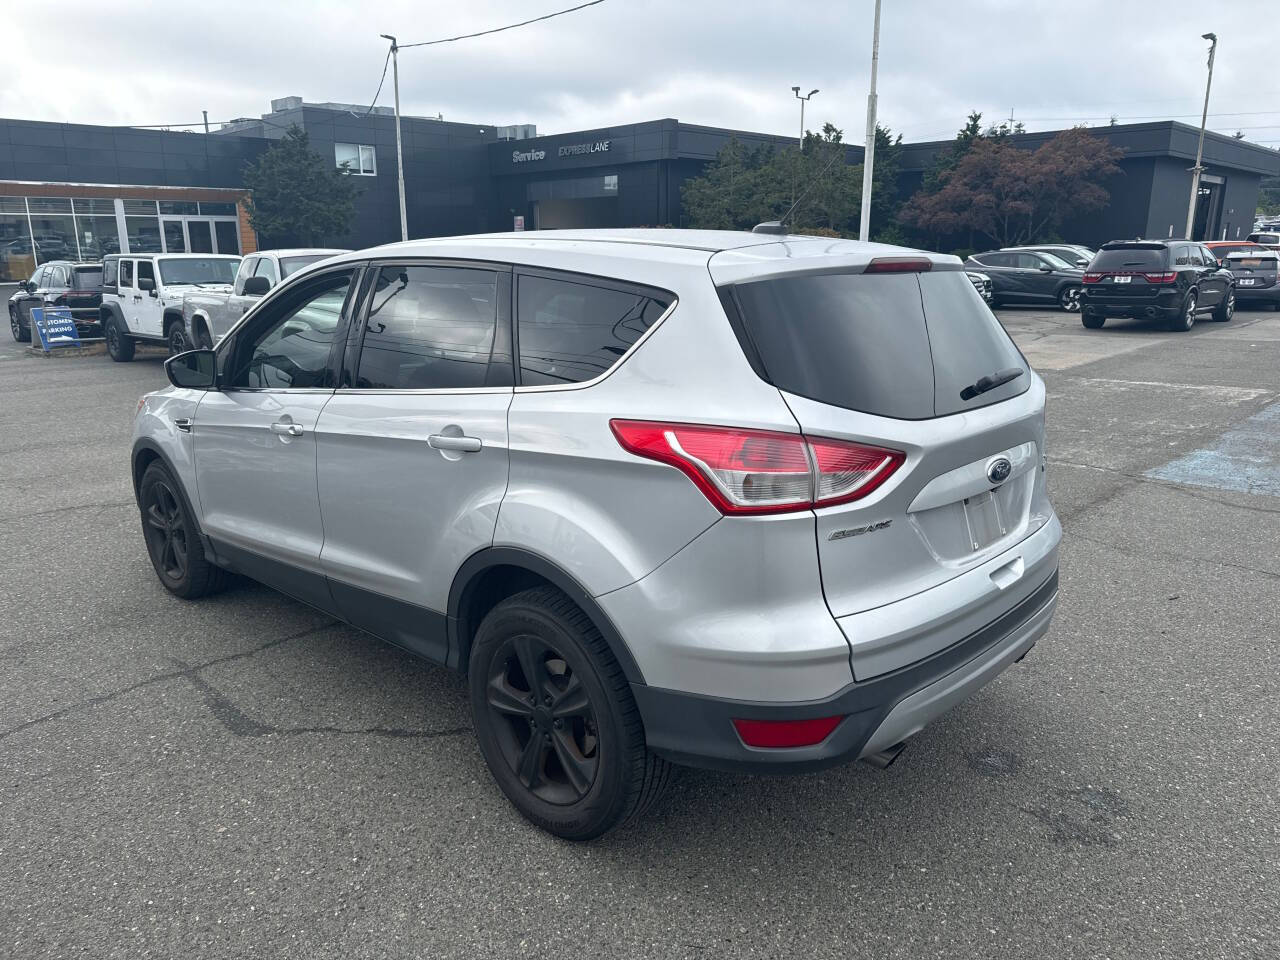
[158,257,240,285]
[1039,252,1076,270]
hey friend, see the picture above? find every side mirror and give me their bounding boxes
[1039,265,1053,273]
[165,349,217,390]
[139,276,156,293]
[242,275,271,297]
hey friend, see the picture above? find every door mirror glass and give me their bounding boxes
[242,275,271,296]
[165,349,217,389]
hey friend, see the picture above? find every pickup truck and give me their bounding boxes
[179,248,347,350]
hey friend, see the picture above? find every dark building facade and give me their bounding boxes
[3,98,1278,284]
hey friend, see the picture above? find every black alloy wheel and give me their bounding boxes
[10,306,29,342]
[485,632,601,805]
[167,324,189,356]
[142,475,189,585]
[1170,292,1197,332]
[1212,290,1235,322]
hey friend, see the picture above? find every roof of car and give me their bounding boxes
[256,248,349,258]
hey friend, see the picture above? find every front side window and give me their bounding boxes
[356,265,500,390]
[336,143,376,175]
[516,274,671,386]
[29,266,47,288]
[227,270,354,389]
[137,261,155,286]
[253,257,280,285]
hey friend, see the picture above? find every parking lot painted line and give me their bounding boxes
[1019,334,1164,370]
[1145,400,1280,497]
[1060,377,1273,404]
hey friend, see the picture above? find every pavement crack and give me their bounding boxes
[0,622,338,744]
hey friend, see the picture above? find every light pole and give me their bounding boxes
[858,0,882,242]
[1184,32,1217,241]
[380,33,409,242]
[792,86,819,151]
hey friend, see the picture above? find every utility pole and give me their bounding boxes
[858,0,882,242]
[1185,32,1218,240]
[202,110,209,135]
[381,33,409,242]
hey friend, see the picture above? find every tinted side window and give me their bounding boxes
[102,258,119,288]
[120,260,134,287]
[985,253,1013,268]
[516,274,671,386]
[227,269,354,389]
[137,260,154,284]
[356,265,499,390]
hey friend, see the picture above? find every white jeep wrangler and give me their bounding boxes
[100,253,240,361]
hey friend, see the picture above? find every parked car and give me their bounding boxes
[1246,231,1280,250]
[966,270,993,302]
[99,253,240,360]
[1004,244,1096,268]
[1222,249,1280,310]
[964,249,1086,311]
[1079,239,1235,331]
[1204,240,1266,265]
[180,248,347,350]
[132,229,1061,839]
[8,260,104,342]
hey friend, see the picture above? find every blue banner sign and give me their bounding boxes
[30,306,81,352]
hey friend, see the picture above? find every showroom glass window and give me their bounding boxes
[228,270,355,389]
[355,266,500,389]
[123,200,162,254]
[27,197,80,263]
[0,197,34,282]
[516,274,671,385]
[72,198,121,259]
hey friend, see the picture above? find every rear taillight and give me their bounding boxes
[610,420,904,515]
[1082,272,1103,284]
[1143,272,1177,284]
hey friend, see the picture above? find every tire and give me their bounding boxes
[138,461,229,599]
[1058,285,1082,312]
[1169,292,1196,332]
[105,316,135,362]
[469,586,672,841]
[9,305,30,343]
[1081,310,1105,329]
[166,322,190,357]
[1211,290,1235,322]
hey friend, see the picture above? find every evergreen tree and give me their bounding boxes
[243,126,360,246]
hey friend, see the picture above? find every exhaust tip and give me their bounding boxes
[861,742,907,769]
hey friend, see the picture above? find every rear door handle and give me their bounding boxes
[270,421,304,437]
[428,434,482,453]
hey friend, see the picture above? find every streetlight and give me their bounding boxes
[380,33,409,242]
[792,86,819,151]
[858,0,883,242]
[1184,32,1217,241]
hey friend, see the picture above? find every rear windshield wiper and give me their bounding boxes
[960,367,1024,401]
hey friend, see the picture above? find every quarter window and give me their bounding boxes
[355,265,500,390]
[227,269,355,389]
[516,274,671,386]
[336,143,376,176]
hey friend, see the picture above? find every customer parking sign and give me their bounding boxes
[30,306,81,352]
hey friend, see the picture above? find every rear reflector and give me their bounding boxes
[733,716,844,748]
[610,420,905,515]
[864,257,933,274]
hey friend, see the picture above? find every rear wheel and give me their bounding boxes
[9,305,30,342]
[138,461,229,599]
[469,586,672,840]
[1081,310,1105,329]
[1211,290,1235,322]
[1169,292,1196,332]
[105,317,135,362]
[1058,286,1082,312]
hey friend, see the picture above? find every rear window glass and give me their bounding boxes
[1227,256,1278,268]
[1250,234,1280,244]
[281,254,333,278]
[72,267,102,288]
[730,269,1028,420]
[1090,248,1167,271]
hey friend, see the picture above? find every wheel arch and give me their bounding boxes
[100,301,126,326]
[447,547,646,684]
[162,308,185,336]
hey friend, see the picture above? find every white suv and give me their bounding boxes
[133,229,1061,839]
[101,253,240,361]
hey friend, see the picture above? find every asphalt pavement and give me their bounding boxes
[1,299,1277,959]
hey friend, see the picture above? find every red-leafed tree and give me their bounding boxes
[901,126,1123,247]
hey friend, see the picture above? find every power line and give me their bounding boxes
[364,47,392,115]
[397,0,605,49]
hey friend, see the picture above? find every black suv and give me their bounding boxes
[8,261,104,342]
[1079,240,1234,332]
[963,249,1086,311]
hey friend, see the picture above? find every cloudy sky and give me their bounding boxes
[5,0,1279,148]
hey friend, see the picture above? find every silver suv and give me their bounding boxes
[132,230,1061,839]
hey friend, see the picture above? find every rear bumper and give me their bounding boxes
[633,568,1058,773]
[1081,289,1181,317]
[1234,285,1280,304]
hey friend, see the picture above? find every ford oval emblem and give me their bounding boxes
[986,457,1012,485]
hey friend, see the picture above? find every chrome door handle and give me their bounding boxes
[173,417,193,433]
[270,421,304,437]
[428,434,482,453]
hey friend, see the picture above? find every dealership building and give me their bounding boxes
[2,95,1277,282]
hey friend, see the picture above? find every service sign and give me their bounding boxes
[31,306,81,351]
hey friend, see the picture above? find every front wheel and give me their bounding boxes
[1059,286,1082,312]
[105,317,135,362]
[1169,292,1197,332]
[138,461,228,598]
[167,323,190,356]
[1211,290,1235,322]
[469,586,672,840]
[9,306,30,343]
